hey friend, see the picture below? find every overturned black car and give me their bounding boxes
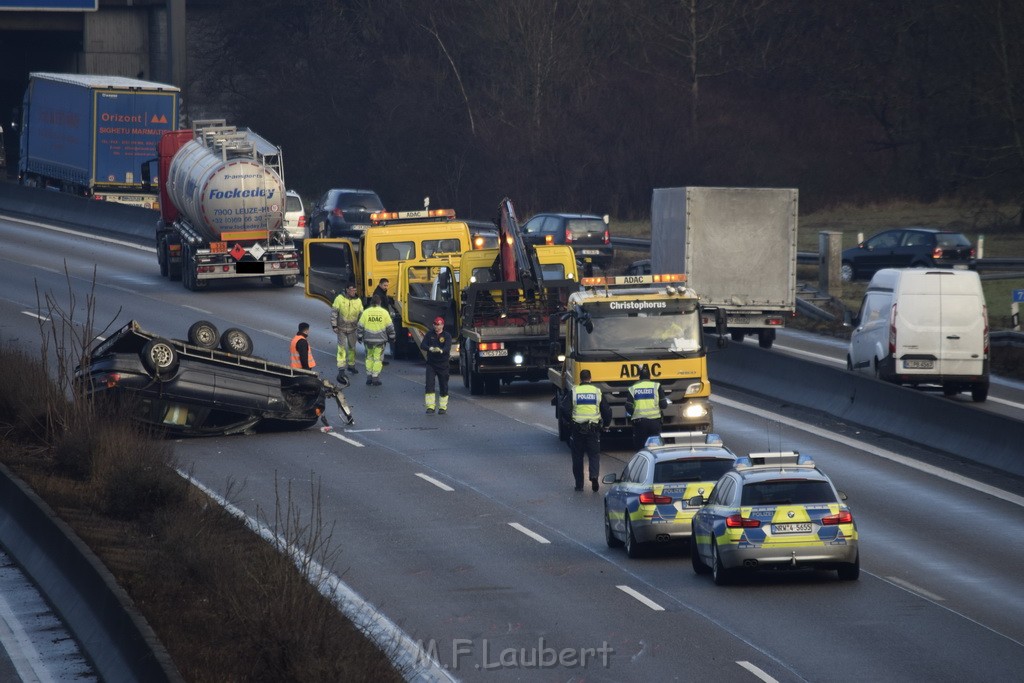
[77,320,353,437]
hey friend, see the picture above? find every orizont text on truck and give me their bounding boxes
[147,119,300,290]
[303,207,473,358]
[396,199,579,394]
[549,273,725,443]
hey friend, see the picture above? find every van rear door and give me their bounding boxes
[935,274,987,376]
[895,271,985,376]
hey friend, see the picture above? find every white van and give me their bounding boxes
[284,190,307,241]
[847,268,989,401]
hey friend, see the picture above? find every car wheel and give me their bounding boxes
[188,320,220,349]
[157,237,168,277]
[468,365,484,396]
[605,506,624,548]
[730,331,744,342]
[942,383,958,397]
[460,347,470,388]
[624,514,643,559]
[971,382,989,402]
[691,541,711,575]
[711,538,732,586]
[840,262,854,282]
[141,338,179,380]
[757,329,774,349]
[837,553,860,581]
[220,328,254,356]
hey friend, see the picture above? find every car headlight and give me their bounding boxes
[683,403,708,419]
[684,382,703,396]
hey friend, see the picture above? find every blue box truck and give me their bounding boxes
[18,72,180,209]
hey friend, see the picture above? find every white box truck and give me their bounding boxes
[650,187,798,348]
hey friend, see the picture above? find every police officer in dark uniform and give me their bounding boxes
[563,369,612,491]
[625,366,668,449]
[421,316,452,414]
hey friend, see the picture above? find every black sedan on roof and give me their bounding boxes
[76,320,352,437]
[840,227,975,282]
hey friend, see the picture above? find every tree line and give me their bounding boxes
[187,0,1024,222]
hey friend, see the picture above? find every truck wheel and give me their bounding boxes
[271,274,296,287]
[469,366,485,396]
[220,328,254,356]
[971,382,989,402]
[557,412,569,442]
[188,320,220,349]
[484,376,500,395]
[182,244,196,290]
[157,238,168,277]
[758,329,775,349]
[730,331,744,342]
[141,338,179,380]
[167,250,182,282]
[460,348,470,388]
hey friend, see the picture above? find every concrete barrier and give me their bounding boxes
[0,463,182,682]
[0,181,156,246]
[710,342,1024,478]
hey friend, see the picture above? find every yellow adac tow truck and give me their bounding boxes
[549,273,726,442]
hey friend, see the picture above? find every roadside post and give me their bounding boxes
[819,231,842,297]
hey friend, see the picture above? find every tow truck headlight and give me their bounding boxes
[683,403,708,419]
[513,353,524,365]
[684,382,703,396]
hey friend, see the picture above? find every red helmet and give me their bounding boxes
[433,317,445,325]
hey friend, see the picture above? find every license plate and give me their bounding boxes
[772,523,813,534]
[903,359,934,369]
[479,349,508,357]
[579,249,600,255]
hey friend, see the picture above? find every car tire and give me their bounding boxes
[942,383,958,397]
[188,320,220,349]
[971,382,989,402]
[757,329,774,349]
[220,328,254,356]
[711,538,732,586]
[141,338,179,380]
[837,553,860,581]
[691,542,711,575]
[624,514,643,559]
[460,347,470,388]
[157,237,168,277]
[730,331,744,343]
[468,364,484,396]
[840,262,854,282]
[605,506,624,548]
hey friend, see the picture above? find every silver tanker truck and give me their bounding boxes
[148,119,301,290]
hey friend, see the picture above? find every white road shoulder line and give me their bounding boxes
[326,431,363,447]
[885,576,946,602]
[737,660,779,683]
[508,522,551,544]
[714,395,1024,508]
[21,311,48,321]
[415,472,454,491]
[616,585,665,611]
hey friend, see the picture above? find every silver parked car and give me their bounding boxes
[690,452,859,584]
[602,432,737,558]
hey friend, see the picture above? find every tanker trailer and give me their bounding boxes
[150,119,300,290]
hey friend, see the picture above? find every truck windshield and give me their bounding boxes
[578,309,701,353]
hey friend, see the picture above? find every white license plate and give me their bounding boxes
[479,349,508,357]
[772,523,813,534]
[579,249,600,255]
[903,359,934,369]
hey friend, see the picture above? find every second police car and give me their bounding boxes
[689,452,859,585]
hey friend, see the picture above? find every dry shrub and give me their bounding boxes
[0,344,62,444]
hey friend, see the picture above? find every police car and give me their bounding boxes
[603,432,737,558]
[690,452,859,585]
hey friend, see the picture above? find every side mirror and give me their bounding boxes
[688,495,706,507]
[140,159,154,188]
[602,473,617,484]
[843,310,857,327]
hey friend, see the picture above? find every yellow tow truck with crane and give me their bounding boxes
[550,273,727,442]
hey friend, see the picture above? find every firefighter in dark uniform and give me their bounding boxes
[563,369,612,491]
[421,316,452,414]
[625,366,668,449]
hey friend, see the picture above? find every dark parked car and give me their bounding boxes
[840,227,975,282]
[308,188,385,238]
[520,212,614,274]
[76,320,352,437]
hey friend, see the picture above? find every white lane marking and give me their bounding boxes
[21,311,48,321]
[0,581,57,683]
[533,422,558,435]
[508,522,551,544]
[985,394,1024,409]
[177,470,454,682]
[0,213,155,252]
[345,428,382,433]
[415,472,454,491]
[885,576,946,602]
[714,395,1024,508]
[616,585,665,611]
[326,431,363,447]
[737,660,779,683]
[182,304,214,316]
